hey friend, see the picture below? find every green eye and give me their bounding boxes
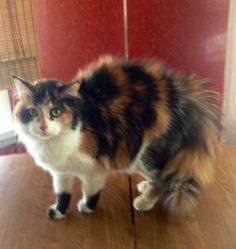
[50,107,63,118]
[28,108,38,117]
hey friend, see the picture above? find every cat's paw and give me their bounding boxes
[137,180,149,193]
[48,204,67,220]
[77,199,94,214]
[133,195,159,211]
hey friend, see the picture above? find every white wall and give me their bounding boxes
[0,90,13,128]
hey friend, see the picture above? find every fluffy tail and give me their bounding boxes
[160,75,220,215]
[161,172,202,215]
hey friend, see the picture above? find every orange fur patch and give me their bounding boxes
[58,112,73,127]
[79,129,97,157]
[99,156,112,171]
[113,139,130,169]
[144,78,171,143]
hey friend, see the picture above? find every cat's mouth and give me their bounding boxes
[35,132,54,140]
[34,129,62,140]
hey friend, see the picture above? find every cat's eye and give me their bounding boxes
[28,108,38,117]
[50,107,63,118]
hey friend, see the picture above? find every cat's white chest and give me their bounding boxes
[22,129,94,174]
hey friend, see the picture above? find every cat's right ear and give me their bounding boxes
[61,81,81,98]
[12,75,34,98]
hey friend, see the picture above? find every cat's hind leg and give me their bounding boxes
[137,180,150,193]
[133,180,160,211]
[132,164,161,211]
[48,172,74,220]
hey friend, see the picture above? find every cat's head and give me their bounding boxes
[13,75,80,140]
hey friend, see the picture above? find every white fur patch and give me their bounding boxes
[16,121,96,175]
[137,180,149,193]
[77,199,93,214]
[49,204,66,219]
[133,194,160,211]
[51,172,74,193]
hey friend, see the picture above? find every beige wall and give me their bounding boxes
[222,0,236,144]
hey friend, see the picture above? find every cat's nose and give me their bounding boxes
[39,122,48,133]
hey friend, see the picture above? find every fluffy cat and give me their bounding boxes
[13,56,219,220]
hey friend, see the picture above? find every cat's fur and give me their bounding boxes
[13,55,219,220]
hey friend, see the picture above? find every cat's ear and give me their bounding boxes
[61,81,81,98]
[12,75,34,98]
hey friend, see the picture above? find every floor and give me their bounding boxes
[0,145,236,249]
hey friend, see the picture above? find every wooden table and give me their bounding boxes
[0,145,236,249]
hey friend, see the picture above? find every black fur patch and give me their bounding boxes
[20,109,33,124]
[79,67,121,159]
[106,115,121,158]
[33,80,59,105]
[33,84,46,105]
[80,67,120,103]
[81,101,109,158]
[124,105,144,161]
[122,63,158,161]
[86,191,101,210]
[48,208,56,220]
[56,192,71,214]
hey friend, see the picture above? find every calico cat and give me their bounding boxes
[13,55,219,220]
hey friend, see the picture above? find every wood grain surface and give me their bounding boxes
[0,145,236,249]
[0,154,134,249]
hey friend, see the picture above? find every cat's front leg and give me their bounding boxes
[48,172,74,220]
[77,172,107,214]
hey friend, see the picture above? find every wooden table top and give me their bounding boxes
[0,145,236,249]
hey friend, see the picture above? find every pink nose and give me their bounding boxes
[39,123,48,133]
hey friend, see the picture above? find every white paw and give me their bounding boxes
[133,195,159,211]
[137,180,149,193]
[77,199,94,214]
[48,204,66,220]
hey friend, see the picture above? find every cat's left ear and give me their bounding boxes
[12,74,34,98]
[61,81,81,98]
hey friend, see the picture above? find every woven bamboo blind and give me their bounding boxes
[0,0,39,90]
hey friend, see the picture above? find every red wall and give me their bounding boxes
[2,1,229,156]
[34,0,229,90]
[128,0,229,93]
[33,0,124,82]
